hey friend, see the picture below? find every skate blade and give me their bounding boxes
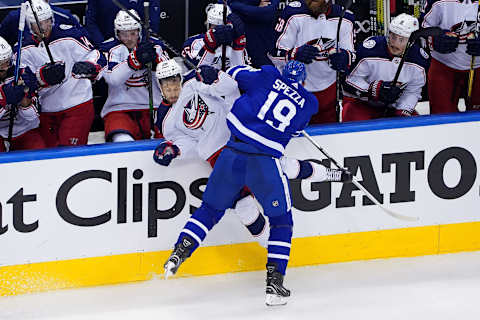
[265,293,288,306]
[164,261,176,279]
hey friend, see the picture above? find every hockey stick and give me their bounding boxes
[335,0,353,121]
[369,0,377,36]
[391,27,442,87]
[467,6,480,104]
[26,0,54,63]
[143,2,155,139]
[111,0,197,70]
[221,0,227,71]
[6,2,27,152]
[301,130,419,221]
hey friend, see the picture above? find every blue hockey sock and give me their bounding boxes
[176,202,226,253]
[267,212,293,275]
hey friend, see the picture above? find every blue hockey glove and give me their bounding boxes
[430,30,459,54]
[466,36,480,56]
[227,13,246,51]
[204,25,234,53]
[128,42,157,70]
[1,82,26,106]
[368,80,404,104]
[72,61,102,80]
[287,44,319,64]
[20,66,38,96]
[195,65,220,85]
[328,48,354,73]
[36,61,66,87]
[153,141,180,166]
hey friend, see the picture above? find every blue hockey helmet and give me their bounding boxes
[282,61,306,83]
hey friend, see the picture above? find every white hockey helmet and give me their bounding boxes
[0,36,12,63]
[156,59,183,81]
[205,3,231,26]
[25,0,54,26]
[114,9,142,37]
[389,13,419,38]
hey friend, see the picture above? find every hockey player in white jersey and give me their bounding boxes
[270,0,355,124]
[152,59,269,247]
[182,3,248,69]
[99,9,169,142]
[19,0,106,147]
[421,0,480,112]
[0,37,45,152]
[342,14,429,121]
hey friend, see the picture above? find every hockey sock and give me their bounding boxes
[176,202,226,252]
[267,211,293,275]
[233,195,269,248]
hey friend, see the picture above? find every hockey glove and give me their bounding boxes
[466,36,480,56]
[0,82,26,106]
[287,44,320,64]
[328,48,354,73]
[195,65,220,85]
[153,141,180,166]
[128,42,157,70]
[227,13,246,51]
[20,67,39,96]
[72,61,102,80]
[430,30,459,54]
[204,25,234,53]
[36,61,66,87]
[368,80,403,104]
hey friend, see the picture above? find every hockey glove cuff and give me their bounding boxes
[287,44,319,64]
[466,36,480,56]
[36,61,66,87]
[195,65,220,85]
[328,48,355,73]
[153,141,180,166]
[72,61,102,81]
[0,82,26,107]
[429,30,459,54]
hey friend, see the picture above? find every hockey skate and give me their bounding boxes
[325,168,353,183]
[164,235,194,279]
[265,263,290,306]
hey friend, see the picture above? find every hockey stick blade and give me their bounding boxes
[301,130,419,222]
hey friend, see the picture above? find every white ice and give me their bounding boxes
[2,251,480,320]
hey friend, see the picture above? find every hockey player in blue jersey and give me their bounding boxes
[163,61,352,306]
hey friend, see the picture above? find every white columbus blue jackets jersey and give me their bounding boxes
[161,70,240,161]
[99,37,169,117]
[270,1,355,92]
[344,36,429,112]
[0,68,39,138]
[18,24,106,113]
[226,65,318,158]
[421,0,480,70]
[182,34,248,69]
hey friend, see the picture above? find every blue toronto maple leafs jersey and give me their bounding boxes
[226,65,318,158]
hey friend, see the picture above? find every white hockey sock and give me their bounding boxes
[233,196,269,248]
[112,133,135,142]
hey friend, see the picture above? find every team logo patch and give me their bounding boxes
[363,39,376,49]
[420,48,429,59]
[288,1,302,7]
[59,24,73,30]
[183,95,212,129]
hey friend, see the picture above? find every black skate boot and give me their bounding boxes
[325,168,353,183]
[265,262,290,306]
[164,235,195,279]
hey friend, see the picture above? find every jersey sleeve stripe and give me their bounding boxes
[227,112,285,154]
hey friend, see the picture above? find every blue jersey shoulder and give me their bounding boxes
[327,4,355,23]
[406,44,430,70]
[49,24,89,43]
[98,37,122,53]
[183,34,204,48]
[356,36,389,60]
[281,1,310,19]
